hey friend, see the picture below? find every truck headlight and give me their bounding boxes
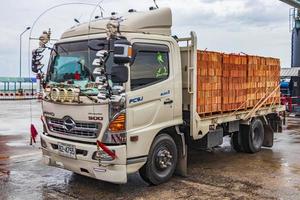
[102,112,126,144]
[92,150,116,161]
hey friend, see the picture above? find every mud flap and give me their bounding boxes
[267,113,283,133]
[175,145,188,177]
[263,125,274,148]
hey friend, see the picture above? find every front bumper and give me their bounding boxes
[41,133,127,184]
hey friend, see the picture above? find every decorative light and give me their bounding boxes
[59,88,67,102]
[51,88,60,101]
[66,88,75,102]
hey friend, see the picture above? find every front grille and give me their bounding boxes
[46,117,101,138]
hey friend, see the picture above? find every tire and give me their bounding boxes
[139,134,178,185]
[240,119,265,153]
[231,132,243,152]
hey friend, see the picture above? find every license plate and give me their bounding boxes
[57,142,76,159]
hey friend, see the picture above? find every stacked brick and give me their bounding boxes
[265,58,281,105]
[222,54,248,112]
[197,51,222,114]
[197,51,281,116]
[247,56,266,108]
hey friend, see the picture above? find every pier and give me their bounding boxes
[0,77,38,100]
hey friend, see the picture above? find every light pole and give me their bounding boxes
[19,26,30,89]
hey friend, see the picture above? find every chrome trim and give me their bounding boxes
[126,156,147,165]
[48,121,99,132]
[46,117,101,138]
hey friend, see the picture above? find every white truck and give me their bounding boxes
[33,7,284,185]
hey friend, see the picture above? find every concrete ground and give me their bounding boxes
[1,101,300,200]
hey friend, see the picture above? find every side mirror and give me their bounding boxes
[110,65,128,84]
[113,39,132,64]
[32,48,45,73]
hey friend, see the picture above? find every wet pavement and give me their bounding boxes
[1,101,300,200]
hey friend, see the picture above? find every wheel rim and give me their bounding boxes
[154,146,173,172]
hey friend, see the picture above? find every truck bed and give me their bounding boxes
[178,32,284,139]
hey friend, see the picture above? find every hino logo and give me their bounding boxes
[63,116,76,131]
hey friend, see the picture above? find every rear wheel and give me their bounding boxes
[240,119,265,153]
[231,132,243,152]
[139,134,178,185]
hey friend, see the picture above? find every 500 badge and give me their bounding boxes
[88,116,103,121]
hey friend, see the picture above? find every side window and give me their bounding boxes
[130,44,169,90]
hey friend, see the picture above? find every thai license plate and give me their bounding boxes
[57,142,76,159]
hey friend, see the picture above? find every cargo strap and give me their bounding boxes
[243,84,280,120]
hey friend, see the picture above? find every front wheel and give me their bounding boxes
[139,134,178,185]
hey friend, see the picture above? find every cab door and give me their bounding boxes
[126,41,176,158]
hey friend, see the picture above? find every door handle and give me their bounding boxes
[164,99,173,105]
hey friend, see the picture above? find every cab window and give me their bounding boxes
[130,43,169,90]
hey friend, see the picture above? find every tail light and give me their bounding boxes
[102,112,126,144]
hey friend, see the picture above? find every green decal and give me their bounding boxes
[157,52,164,64]
[155,52,168,78]
[156,66,168,78]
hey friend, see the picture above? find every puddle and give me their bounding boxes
[0,155,9,160]
[287,125,300,131]
[6,142,28,147]
[0,168,10,179]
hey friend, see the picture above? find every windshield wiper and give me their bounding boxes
[57,45,69,55]
[80,91,98,103]
[47,44,68,56]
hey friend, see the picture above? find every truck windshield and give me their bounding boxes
[47,40,112,94]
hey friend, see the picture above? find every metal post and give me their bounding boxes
[19,27,30,89]
[31,82,34,96]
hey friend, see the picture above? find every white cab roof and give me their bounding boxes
[61,7,172,39]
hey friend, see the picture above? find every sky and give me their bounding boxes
[0,0,293,77]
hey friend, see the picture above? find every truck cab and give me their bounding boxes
[38,8,186,184]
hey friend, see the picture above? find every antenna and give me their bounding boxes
[74,18,80,24]
[153,0,159,8]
